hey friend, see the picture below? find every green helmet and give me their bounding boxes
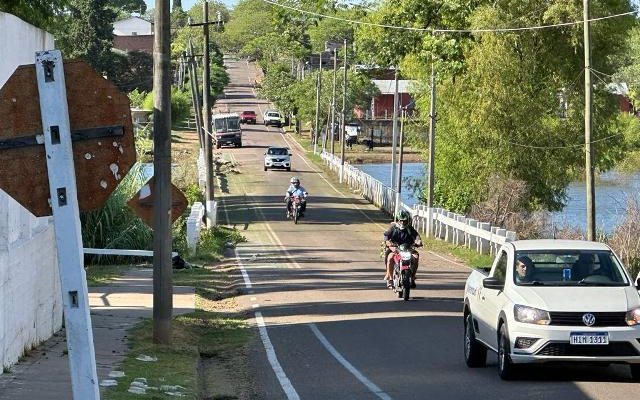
[396,210,410,222]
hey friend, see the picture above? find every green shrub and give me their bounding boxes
[142,87,191,127]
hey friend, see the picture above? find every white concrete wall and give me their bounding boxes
[0,12,61,373]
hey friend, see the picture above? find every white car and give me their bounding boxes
[463,239,640,380]
[263,110,283,127]
[264,146,291,171]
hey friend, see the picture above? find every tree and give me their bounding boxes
[615,25,640,108]
[56,0,117,77]
[0,0,68,30]
[111,51,154,93]
[359,0,636,214]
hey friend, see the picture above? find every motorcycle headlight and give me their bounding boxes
[514,305,551,325]
[400,251,412,261]
[625,308,640,326]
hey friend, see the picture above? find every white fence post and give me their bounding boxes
[478,223,491,254]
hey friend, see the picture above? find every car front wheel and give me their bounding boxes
[498,324,517,380]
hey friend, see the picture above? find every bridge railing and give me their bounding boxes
[320,151,516,255]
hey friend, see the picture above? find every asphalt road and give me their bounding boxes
[213,57,638,400]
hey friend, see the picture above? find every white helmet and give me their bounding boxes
[290,177,300,184]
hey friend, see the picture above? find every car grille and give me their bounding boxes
[549,312,627,327]
[536,342,639,357]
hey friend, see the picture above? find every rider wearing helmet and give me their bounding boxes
[383,210,422,289]
[285,176,308,217]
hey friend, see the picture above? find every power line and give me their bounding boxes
[262,0,637,34]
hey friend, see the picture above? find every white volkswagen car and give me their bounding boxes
[464,240,640,380]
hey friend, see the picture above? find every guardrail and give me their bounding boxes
[320,151,516,255]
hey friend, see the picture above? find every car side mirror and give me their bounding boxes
[483,277,504,290]
[289,153,292,156]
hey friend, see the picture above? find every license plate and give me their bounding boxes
[570,332,609,345]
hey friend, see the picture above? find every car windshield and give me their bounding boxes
[267,148,288,156]
[243,111,255,115]
[513,250,629,286]
[213,116,240,132]
[267,112,280,117]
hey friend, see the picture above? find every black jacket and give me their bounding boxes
[384,224,421,246]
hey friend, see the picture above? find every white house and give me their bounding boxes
[0,12,61,374]
[113,16,153,36]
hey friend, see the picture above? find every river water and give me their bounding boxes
[355,163,640,233]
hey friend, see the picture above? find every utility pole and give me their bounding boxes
[152,0,172,345]
[202,0,215,227]
[340,39,347,183]
[391,68,399,191]
[313,52,322,154]
[395,108,406,216]
[426,61,436,208]
[330,48,337,156]
[584,0,596,240]
[186,45,203,150]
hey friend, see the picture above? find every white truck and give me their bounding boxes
[463,239,640,380]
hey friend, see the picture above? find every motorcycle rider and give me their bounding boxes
[285,176,308,218]
[383,210,422,289]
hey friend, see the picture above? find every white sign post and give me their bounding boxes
[35,50,100,400]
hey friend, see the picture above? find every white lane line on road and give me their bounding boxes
[256,312,301,400]
[309,323,392,400]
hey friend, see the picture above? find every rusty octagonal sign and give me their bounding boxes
[127,177,188,228]
[0,59,136,216]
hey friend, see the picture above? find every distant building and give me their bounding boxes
[113,16,154,54]
[367,79,414,120]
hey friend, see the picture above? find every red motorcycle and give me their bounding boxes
[289,195,304,224]
[387,243,421,301]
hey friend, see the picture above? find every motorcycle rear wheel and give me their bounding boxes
[293,208,299,224]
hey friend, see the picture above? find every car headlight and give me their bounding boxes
[514,305,551,325]
[625,308,640,326]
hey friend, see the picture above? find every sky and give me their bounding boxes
[144,0,239,11]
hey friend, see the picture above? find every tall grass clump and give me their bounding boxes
[81,163,152,264]
[608,197,640,279]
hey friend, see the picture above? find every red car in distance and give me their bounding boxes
[240,110,257,124]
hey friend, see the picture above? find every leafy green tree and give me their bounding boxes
[0,0,67,30]
[258,63,298,115]
[220,0,275,53]
[615,25,640,108]
[56,0,117,77]
[111,51,154,93]
[360,0,635,214]
[143,87,192,127]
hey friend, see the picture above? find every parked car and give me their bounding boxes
[264,146,291,171]
[463,239,640,380]
[263,110,283,127]
[240,110,257,124]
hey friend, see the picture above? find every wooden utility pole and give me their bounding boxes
[202,0,215,227]
[330,48,337,156]
[313,52,322,154]
[340,39,347,183]
[395,108,406,216]
[391,68,399,191]
[426,62,436,208]
[152,0,173,345]
[186,46,203,149]
[584,0,596,240]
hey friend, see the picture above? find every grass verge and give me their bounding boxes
[423,237,494,269]
[101,227,253,400]
[85,264,135,287]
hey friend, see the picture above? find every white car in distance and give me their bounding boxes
[264,146,291,171]
[463,239,640,380]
